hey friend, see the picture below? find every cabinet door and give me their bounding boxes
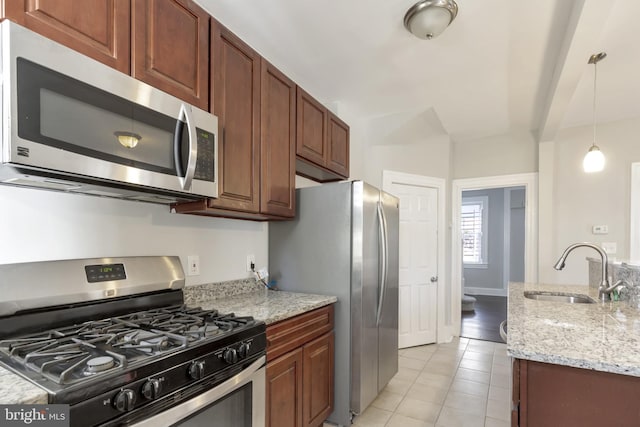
[266,348,303,427]
[303,332,334,427]
[327,112,349,178]
[132,0,209,110]
[209,19,261,213]
[4,0,130,73]
[296,87,327,167]
[260,60,296,217]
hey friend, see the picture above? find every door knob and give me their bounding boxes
[430,276,438,282]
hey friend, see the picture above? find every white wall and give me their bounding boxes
[538,116,640,285]
[452,131,538,179]
[0,186,267,285]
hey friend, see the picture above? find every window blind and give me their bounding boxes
[461,202,483,264]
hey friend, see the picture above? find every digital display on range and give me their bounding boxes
[85,263,126,283]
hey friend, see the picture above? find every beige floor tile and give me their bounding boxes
[461,351,493,363]
[415,371,454,389]
[370,390,404,412]
[430,353,462,366]
[488,386,509,402]
[395,397,442,423]
[439,337,469,350]
[407,381,449,404]
[400,355,429,370]
[352,406,392,427]
[484,416,510,427]
[385,377,414,395]
[393,366,421,382]
[490,364,510,377]
[443,391,487,416]
[435,406,486,427]
[454,368,491,385]
[449,379,489,397]
[423,360,459,376]
[486,398,510,421]
[386,413,436,427]
[458,358,492,373]
[403,347,437,361]
[492,355,510,367]
[490,372,510,389]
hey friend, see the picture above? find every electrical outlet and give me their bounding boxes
[246,254,255,272]
[602,242,617,255]
[187,255,200,276]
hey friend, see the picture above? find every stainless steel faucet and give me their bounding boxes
[553,242,621,301]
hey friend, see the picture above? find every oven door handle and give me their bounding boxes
[130,355,266,427]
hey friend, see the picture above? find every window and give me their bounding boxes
[461,196,488,266]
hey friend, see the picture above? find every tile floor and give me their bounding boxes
[351,337,511,427]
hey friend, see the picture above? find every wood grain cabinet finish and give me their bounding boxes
[260,59,296,218]
[208,19,261,213]
[3,0,131,73]
[513,358,640,426]
[266,305,335,427]
[295,87,349,182]
[303,332,334,427]
[266,348,303,427]
[132,0,209,110]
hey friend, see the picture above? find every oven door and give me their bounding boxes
[130,356,265,427]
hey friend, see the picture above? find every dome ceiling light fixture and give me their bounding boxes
[583,52,607,173]
[403,0,458,40]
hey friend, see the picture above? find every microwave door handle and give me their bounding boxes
[177,103,198,191]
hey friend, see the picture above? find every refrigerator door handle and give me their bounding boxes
[376,200,389,327]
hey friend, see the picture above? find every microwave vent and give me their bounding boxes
[17,147,29,157]
[4,177,80,191]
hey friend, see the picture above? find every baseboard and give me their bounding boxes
[464,287,507,297]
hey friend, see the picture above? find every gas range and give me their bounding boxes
[0,256,266,427]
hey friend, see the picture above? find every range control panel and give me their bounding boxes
[85,263,126,283]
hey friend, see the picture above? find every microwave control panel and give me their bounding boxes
[194,128,215,182]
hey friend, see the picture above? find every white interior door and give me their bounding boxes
[389,182,438,348]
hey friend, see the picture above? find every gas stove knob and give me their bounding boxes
[223,348,238,364]
[113,389,136,412]
[238,342,251,359]
[142,378,162,400]
[189,360,205,380]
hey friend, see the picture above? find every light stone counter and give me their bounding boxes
[191,289,337,325]
[0,366,47,404]
[508,282,640,376]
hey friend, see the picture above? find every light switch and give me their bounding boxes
[592,225,609,235]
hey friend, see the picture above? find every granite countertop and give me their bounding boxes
[0,366,47,404]
[508,282,640,376]
[193,289,337,325]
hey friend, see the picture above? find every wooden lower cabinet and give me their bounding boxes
[266,306,335,427]
[267,348,303,427]
[513,358,640,426]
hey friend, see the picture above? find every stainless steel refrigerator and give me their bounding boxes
[269,180,399,426]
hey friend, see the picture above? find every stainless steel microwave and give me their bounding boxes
[0,21,218,204]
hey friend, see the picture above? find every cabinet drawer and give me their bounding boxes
[266,305,334,362]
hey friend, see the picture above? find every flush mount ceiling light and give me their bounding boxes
[114,131,142,149]
[583,52,607,173]
[403,0,458,40]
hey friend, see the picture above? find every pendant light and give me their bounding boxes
[404,0,458,40]
[583,52,606,173]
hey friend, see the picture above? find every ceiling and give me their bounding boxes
[197,0,640,144]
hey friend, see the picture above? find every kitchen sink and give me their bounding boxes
[524,291,596,304]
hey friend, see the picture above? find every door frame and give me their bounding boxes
[451,173,538,336]
[382,170,448,343]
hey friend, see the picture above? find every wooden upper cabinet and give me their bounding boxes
[260,60,296,218]
[296,87,328,167]
[327,113,349,179]
[132,0,209,110]
[208,19,261,213]
[296,87,349,182]
[4,0,131,73]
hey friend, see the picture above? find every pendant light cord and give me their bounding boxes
[592,61,597,146]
